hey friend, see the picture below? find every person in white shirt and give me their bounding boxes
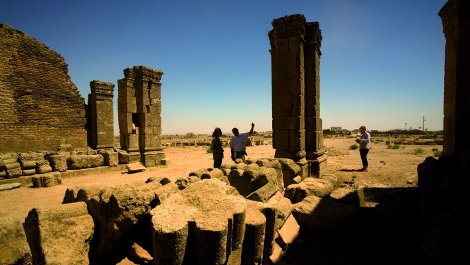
[355,125,371,171]
[230,122,255,162]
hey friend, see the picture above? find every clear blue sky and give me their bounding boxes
[1,0,447,134]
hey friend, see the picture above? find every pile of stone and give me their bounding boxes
[0,153,22,179]
[9,157,363,265]
[0,146,121,181]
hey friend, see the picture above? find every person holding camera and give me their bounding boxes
[356,125,371,171]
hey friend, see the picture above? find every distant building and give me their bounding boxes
[331,127,342,132]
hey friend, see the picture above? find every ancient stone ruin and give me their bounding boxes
[87,80,115,150]
[417,0,469,263]
[269,14,327,177]
[0,24,87,153]
[118,66,166,167]
[0,22,166,181]
[1,0,467,264]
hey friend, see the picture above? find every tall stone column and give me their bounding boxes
[439,0,470,158]
[118,66,165,167]
[269,14,306,160]
[87,80,115,149]
[304,22,328,175]
[269,14,327,177]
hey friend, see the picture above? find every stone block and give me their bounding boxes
[141,151,165,167]
[48,154,68,172]
[99,150,119,166]
[284,177,334,203]
[32,172,62,188]
[150,179,246,265]
[292,196,359,232]
[242,209,266,265]
[23,202,94,265]
[0,182,21,191]
[0,211,31,265]
[67,154,104,170]
[276,214,299,248]
[126,162,146,173]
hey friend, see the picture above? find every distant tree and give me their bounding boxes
[186,132,195,138]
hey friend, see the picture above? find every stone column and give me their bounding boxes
[269,14,306,160]
[439,0,470,158]
[118,66,165,166]
[269,14,327,177]
[87,80,115,149]
[304,22,328,176]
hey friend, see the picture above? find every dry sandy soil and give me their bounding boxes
[0,136,440,264]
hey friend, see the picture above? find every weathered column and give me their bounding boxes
[439,0,470,158]
[304,22,328,176]
[270,14,327,177]
[269,14,306,160]
[87,80,115,149]
[118,66,165,166]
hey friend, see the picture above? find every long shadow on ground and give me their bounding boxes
[281,187,423,265]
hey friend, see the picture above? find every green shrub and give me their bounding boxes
[433,150,442,157]
[387,144,400,149]
[350,144,358,150]
[414,147,424,155]
[206,146,212,154]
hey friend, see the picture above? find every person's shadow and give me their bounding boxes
[339,168,362,172]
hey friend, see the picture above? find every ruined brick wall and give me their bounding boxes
[0,24,87,152]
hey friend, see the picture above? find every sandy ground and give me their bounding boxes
[0,136,438,223]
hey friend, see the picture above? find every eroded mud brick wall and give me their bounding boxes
[0,24,86,152]
[87,80,115,149]
[439,0,470,158]
[269,15,324,160]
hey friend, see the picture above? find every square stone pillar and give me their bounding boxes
[439,0,470,158]
[118,66,165,167]
[270,14,327,177]
[87,80,115,149]
[269,15,306,160]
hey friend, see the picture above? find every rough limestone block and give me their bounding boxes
[118,150,130,164]
[36,164,53,174]
[48,154,68,172]
[329,186,361,205]
[242,209,266,265]
[6,167,22,178]
[23,202,94,265]
[246,167,280,203]
[32,172,62,188]
[292,195,359,232]
[277,158,302,187]
[67,154,104,170]
[246,197,294,264]
[284,177,334,203]
[0,211,31,265]
[256,158,284,191]
[19,160,36,169]
[276,214,299,248]
[150,179,246,265]
[0,182,21,191]
[126,162,146,173]
[99,151,119,166]
[5,162,20,170]
[65,180,177,264]
[189,168,210,178]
